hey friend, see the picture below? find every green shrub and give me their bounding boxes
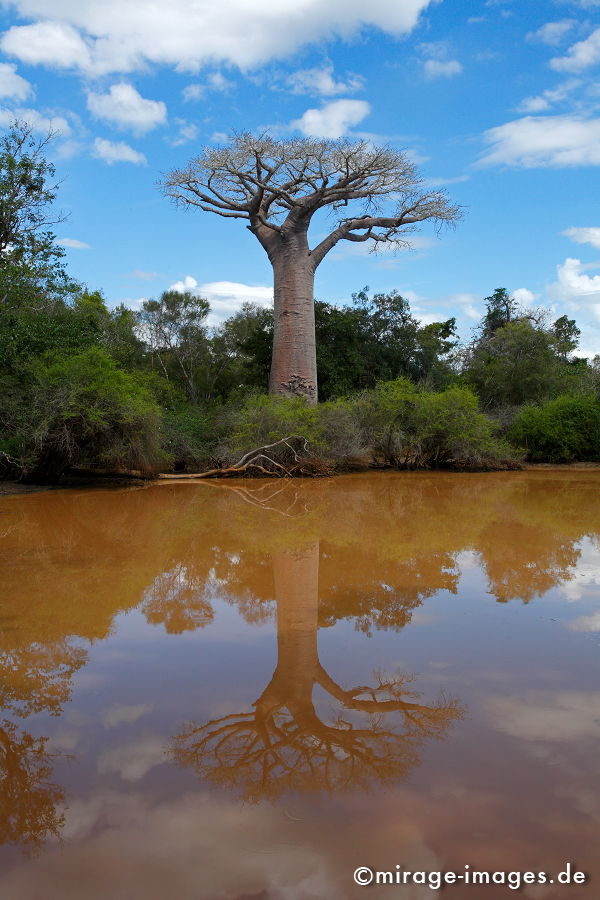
[161,406,214,470]
[23,348,168,482]
[216,393,323,462]
[510,394,600,462]
[350,379,513,468]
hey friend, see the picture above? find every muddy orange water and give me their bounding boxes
[1,471,599,899]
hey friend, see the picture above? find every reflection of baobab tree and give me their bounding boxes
[173,543,463,799]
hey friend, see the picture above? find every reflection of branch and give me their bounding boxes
[155,476,309,516]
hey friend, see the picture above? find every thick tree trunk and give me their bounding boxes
[268,231,317,405]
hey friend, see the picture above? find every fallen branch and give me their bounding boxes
[159,435,312,480]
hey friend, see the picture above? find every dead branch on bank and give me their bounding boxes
[159,435,331,480]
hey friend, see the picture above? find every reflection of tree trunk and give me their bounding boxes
[256,542,320,727]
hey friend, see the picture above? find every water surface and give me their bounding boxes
[1,471,599,898]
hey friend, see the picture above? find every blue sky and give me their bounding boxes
[1,0,600,352]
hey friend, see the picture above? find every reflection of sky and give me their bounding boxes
[559,537,600,604]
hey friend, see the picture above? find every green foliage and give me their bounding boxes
[465,320,573,407]
[139,289,210,402]
[21,348,167,482]
[510,395,600,462]
[0,122,77,306]
[217,394,323,462]
[351,379,510,468]
[161,406,214,470]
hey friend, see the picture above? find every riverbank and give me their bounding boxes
[3,460,600,496]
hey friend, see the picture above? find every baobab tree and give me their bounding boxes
[162,134,461,404]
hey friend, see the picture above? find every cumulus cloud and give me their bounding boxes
[551,27,600,72]
[57,237,90,249]
[1,21,92,71]
[87,83,167,134]
[549,257,600,305]
[563,226,600,249]
[286,63,364,96]
[0,62,32,100]
[0,105,71,135]
[92,137,147,165]
[292,98,370,138]
[478,115,600,167]
[170,276,273,325]
[526,20,575,46]
[0,0,437,76]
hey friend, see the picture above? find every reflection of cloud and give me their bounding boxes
[97,734,166,780]
[490,691,600,742]
[103,703,153,728]
[0,789,441,900]
[569,611,600,632]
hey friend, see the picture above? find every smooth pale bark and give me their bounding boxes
[267,230,318,405]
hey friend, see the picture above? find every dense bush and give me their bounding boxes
[21,348,167,483]
[510,395,600,462]
[207,380,516,473]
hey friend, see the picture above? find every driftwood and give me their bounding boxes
[159,435,318,480]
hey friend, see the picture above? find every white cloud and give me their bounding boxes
[517,78,581,114]
[0,105,71,135]
[424,59,462,79]
[425,174,469,186]
[549,257,600,304]
[419,41,462,79]
[0,62,32,100]
[57,237,90,249]
[207,72,234,92]
[551,27,600,72]
[0,0,437,76]
[479,115,600,167]
[182,83,204,103]
[563,226,600,249]
[87,83,167,135]
[490,691,600,742]
[0,21,92,71]
[292,99,370,138]
[168,118,198,147]
[510,287,536,305]
[182,72,234,103]
[286,63,364,96]
[526,20,575,46]
[92,137,147,165]
[170,276,273,325]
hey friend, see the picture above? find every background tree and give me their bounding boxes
[163,134,461,404]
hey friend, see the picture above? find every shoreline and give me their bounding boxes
[3,461,600,496]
